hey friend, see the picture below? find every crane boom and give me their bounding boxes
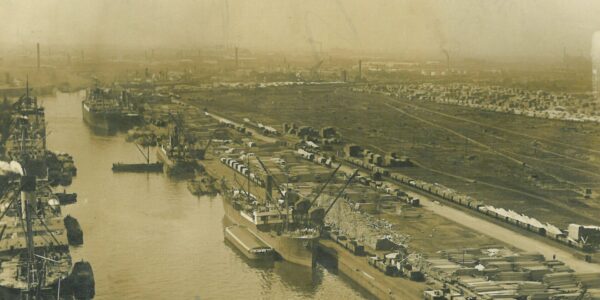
[203,138,213,153]
[309,163,341,208]
[324,169,359,217]
[255,156,286,200]
[253,156,286,218]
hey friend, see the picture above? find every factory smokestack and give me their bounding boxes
[358,60,362,81]
[36,43,40,71]
[442,49,450,73]
[235,47,239,68]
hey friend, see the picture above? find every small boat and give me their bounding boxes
[64,215,84,245]
[55,190,77,205]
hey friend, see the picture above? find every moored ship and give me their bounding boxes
[0,176,93,299]
[0,85,94,299]
[4,83,48,178]
[156,115,200,176]
[220,165,322,268]
[82,87,141,133]
[221,191,319,267]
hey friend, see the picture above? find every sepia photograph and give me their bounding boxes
[2,0,600,299]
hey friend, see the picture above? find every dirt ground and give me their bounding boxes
[188,85,600,228]
[380,204,508,256]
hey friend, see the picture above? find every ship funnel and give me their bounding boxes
[20,176,36,218]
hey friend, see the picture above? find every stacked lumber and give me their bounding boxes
[543,272,578,289]
[576,273,600,288]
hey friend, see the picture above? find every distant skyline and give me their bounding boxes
[2,0,600,61]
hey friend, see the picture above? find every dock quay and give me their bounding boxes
[131,95,600,299]
[317,239,424,300]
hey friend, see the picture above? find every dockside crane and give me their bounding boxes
[320,169,359,223]
[254,156,286,224]
[255,156,285,204]
[308,163,341,208]
[197,137,213,160]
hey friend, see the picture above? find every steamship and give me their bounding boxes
[156,115,200,175]
[82,87,141,133]
[0,86,95,299]
[4,83,48,178]
[219,158,323,267]
[221,189,320,267]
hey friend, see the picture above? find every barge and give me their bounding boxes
[224,225,274,260]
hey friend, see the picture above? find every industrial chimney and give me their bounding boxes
[36,43,40,71]
[235,47,239,68]
[358,60,362,81]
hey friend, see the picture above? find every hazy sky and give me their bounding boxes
[2,0,600,59]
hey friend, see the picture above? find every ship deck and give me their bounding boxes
[203,159,268,198]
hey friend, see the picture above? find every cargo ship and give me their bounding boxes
[4,83,48,178]
[0,87,94,299]
[220,173,321,268]
[5,85,76,186]
[156,116,199,175]
[82,87,141,133]
[0,176,94,299]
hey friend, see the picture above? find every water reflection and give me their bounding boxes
[42,91,366,300]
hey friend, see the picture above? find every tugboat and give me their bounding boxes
[82,86,141,133]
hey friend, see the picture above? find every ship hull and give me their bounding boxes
[82,102,141,133]
[0,286,58,300]
[222,196,317,268]
[156,147,196,176]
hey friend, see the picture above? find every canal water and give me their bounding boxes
[42,91,367,300]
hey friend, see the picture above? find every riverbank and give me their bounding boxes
[44,91,367,299]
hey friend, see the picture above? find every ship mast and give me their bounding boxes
[21,175,37,299]
[17,112,38,299]
[246,154,251,205]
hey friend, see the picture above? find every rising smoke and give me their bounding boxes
[0,161,24,176]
